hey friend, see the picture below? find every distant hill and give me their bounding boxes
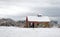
[0,18,25,27]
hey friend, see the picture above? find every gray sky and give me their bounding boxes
[0,0,60,20]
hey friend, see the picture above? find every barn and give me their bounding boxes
[25,14,51,28]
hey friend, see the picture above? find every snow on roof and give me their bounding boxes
[27,16,50,22]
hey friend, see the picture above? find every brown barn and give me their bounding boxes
[25,14,50,28]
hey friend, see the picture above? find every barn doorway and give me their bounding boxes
[29,22,34,28]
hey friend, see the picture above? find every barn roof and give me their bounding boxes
[27,16,50,22]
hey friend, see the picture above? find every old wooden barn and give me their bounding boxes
[25,14,51,28]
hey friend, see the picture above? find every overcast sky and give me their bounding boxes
[0,0,60,20]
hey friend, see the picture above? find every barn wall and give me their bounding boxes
[27,21,49,28]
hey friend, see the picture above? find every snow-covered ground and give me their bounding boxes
[0,26,60,37]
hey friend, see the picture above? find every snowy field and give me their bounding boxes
[0,26,60,37]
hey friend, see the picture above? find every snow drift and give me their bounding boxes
[0,26,60,37]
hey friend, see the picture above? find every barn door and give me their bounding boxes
[29,22,34,28]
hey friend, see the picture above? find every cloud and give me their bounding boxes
[0,0,60,21]
[0,6,31,16]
